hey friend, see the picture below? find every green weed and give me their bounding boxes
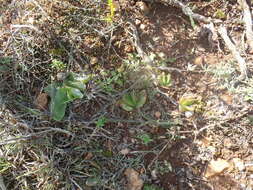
[120,90,147,111]
[158,72,172,87]
[137,133,153,145]
[248,115,253,124]
[99,70,124,92]
[179,96,203,112]
[0,158,11,174]
[51,59,66,71]
[105,0,116,23]
[144,184,163,190]
[96,116,107,128]
[214,9,226,19]
[0,57,12,73]
[45,72,89,121]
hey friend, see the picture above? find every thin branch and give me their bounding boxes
[238,0,253,52]
[218,26,248,80]
[0,128,74,146]
[148,141,171,169]
[11,24,40,33]
[127,21,152,64]
[158,0,221,23]
[0,176,6,190]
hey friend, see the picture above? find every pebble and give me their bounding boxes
[223,138,233,148]
[185,111,194,118]
[151,170,158,180]
[246,163,253,172]
[124,45,133,53]
[120,148,131,155]
[136,1,150,15]
[139,23,146,30]
[233,158,245,171]
[135,19,141,25]
[155,111,161,119]
[56,72,67,81]
[90,57,98,65]
[157,52,166,58]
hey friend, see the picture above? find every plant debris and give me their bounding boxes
[124,168,144,190]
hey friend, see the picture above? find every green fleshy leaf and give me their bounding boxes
[120,103,134,111]
[65,81,86,91]
[158,73,172,86]
[135,90,147,108]
[66,87,83,100]
[179,97,199,112]
[51,88,68,121]
[120,90,147,111]
[65,72,75,81]
[44,83,57,98]
[0,65,10,72]
[144,184,163,190]
[86,177,101,187]
[122,93,136,107]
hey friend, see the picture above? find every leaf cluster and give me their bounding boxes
[120,90,147,111]
[45,72,89,121]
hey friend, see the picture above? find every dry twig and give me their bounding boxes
[157,0,221,23]
[218,26,248,80]
[238,0,253,52]
[127,21,152,64]
[0,176,6,190]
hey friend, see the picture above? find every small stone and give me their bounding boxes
[136,1,150,15]
[185,111,194,118]
[124,45,133,53]
[124,168,144,190]
[56,72,67,81]
[34,93,48,110]
[120,148,130,155]
[90,57,98,65]
[223,138,233,148]
[135,19,141,25]
[151,170,158,180]
[155,111,161,119]
[233,158,245,171]
[194,56,205,66]
[139,24,146,30]
[204,158,231,178]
